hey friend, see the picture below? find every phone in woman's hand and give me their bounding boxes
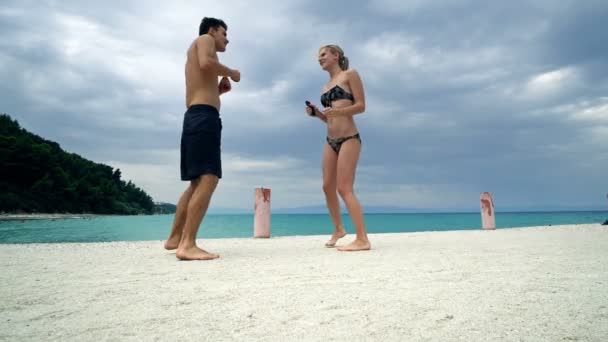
[305,101,316,116]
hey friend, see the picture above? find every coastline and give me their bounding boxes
[0,213,102,221]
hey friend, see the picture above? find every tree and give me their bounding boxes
[0,113,157,215]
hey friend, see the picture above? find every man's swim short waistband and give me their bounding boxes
[186,104,219,116]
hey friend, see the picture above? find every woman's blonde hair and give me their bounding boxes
[319,44,349,70]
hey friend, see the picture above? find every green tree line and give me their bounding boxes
[0,114,155,215]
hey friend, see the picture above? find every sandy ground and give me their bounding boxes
[1,224,607,341]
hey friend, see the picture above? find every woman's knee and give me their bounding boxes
[337,185,353,198]
[322,182,336,194]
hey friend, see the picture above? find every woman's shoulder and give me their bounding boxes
[344,68,361,80]
[344,69,363,85]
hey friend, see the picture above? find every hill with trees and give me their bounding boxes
[0,113,156,215]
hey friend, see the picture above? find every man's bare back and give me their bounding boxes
[185,36,221,110]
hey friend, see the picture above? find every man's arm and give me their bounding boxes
[197,35,234,77]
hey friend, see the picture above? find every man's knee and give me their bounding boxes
[189,174,218,194]
[189,177,200,188]
[191,173,218,184]
[200,174,220,190]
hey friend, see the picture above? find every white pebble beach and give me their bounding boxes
[1,224,607,341]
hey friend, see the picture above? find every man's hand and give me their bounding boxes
[219,77,231,94]
[230,69,241,82]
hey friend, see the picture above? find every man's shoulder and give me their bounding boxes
[196,34,214,44]
[191,35,215,54]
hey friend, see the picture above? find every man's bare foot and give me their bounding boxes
[176,245,219,260]
[325,227,347,248]
[163,235,181,250]
[337,239,371,251]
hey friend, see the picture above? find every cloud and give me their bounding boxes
[521,67,581,100]
[2,0,607,211]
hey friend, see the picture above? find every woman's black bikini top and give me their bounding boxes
[320,85,354,107]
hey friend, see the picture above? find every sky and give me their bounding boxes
[2,0,607,212]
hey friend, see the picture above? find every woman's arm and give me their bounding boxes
[327,69,366,117]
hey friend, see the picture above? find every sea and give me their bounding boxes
[1,211,606,244]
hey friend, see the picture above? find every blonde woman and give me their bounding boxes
[305,44,370,251]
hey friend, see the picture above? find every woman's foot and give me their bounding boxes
[325,226,347,247]
[163,234,181,250]
[337,239,371,251]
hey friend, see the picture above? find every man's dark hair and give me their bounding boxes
[199,17,227,36]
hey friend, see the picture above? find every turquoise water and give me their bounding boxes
[0,211,606,244]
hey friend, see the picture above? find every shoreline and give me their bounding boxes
[0,213,102,221]
[1,222,606,245]
[0,213,169,221]
[1,224,607,341]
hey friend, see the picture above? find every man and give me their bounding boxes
[164,17,240,260]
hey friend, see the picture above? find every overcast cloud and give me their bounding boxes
[2,0,607,211]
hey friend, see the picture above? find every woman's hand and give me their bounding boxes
[305,102,320,116]
[305,103,327,122]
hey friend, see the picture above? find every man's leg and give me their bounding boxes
[176,174,220,260]
[164,184,195,250]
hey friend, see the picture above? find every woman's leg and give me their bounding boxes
[336,138,370,251]
[322,142,346,247]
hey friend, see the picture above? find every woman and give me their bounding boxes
[305,44,370,251]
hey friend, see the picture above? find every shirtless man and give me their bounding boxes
[164,17,240,260]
